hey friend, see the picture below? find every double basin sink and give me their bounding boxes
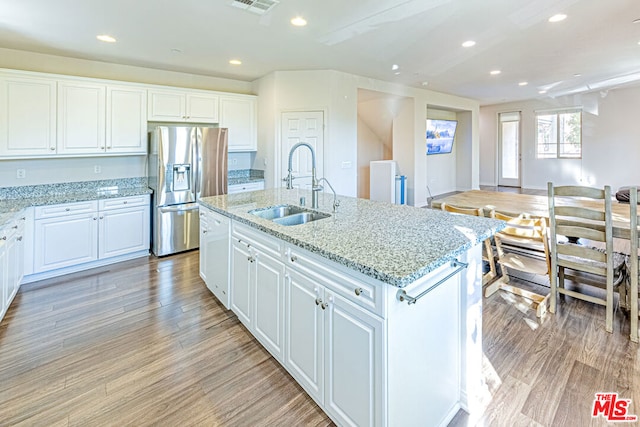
[249,204,330,226]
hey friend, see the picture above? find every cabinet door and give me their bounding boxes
[107,86,147,154]
[0,75,57,157]
[147,90,186,121]
[34,213,98,273]
[199,214,209,284]
[186,93,219,123]
[324,291,383,427]
[5,233,18,310]
[231,239,253,328]
[220,96,257,151]
[57,82,106,154]
[202,211,230,309]
[98,205,150,259]
[284,268,324,404]
[0,238,7,318]
[253,252,285,361]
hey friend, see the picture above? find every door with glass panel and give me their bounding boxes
[498,112,521,187]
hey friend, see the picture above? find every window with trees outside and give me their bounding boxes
[535,109,582,159]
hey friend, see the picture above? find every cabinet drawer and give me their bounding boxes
[228,181,265,194]
[287,246,383,316]
[99,195,149,210]
[232,222,282,260]
[35,200,98,219]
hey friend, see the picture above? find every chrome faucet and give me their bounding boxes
[285,142,322,209]
[317,178,340,213]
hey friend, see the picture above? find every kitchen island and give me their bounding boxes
[199,188,503,427]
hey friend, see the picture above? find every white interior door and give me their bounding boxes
[281,111,324,189]
[498,112,521,187]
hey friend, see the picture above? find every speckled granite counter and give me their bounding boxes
[228,169,265,186]
[199,188,504,288]
[0,178,152,231]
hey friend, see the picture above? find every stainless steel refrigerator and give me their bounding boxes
[148,126,228,256]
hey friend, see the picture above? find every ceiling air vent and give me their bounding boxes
[230,0,279,15]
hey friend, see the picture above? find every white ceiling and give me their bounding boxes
[1,0,639,105]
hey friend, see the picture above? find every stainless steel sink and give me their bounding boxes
[249,204,307,220]
[272,211,330,226]
[249,204,330,226]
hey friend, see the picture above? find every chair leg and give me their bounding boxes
[558,266,565,301]
[632,274,638,343]
[619,280,628,311]
[606,278,614,333]
[550,259,557,314]
[484,239,496,277]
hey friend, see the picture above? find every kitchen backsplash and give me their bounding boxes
[228,169,264,180]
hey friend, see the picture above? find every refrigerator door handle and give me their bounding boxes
[192,128,200,198]
[159,204,200,213]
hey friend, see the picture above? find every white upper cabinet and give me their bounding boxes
[107,86,147,154]
[148,89,219,123]
[220,95,257,151]
[57,81,107,155]
[0,74,57,157]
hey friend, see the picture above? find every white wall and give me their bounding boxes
[254,70,480,206]
[479,84,640,190]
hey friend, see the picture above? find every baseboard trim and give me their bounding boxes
[22,251,150,284]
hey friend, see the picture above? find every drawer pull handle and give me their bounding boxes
[290,255,297,262]
[50,147,55,151]
[321,302,328,310]
[1,236,6,241]
[93,217,97,220]
[354,288,363,296]
[65,208,71,211]
[12,225,18,229]
[123,201,127,204]
[315,297,322,306]
[17,236,22,241]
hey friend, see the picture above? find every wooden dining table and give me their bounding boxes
[431,190,633,240]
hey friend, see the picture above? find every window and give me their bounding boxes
[535,109,582,159]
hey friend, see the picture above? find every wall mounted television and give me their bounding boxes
[426,119,457,155]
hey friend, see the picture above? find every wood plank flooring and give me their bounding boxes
[0,252,332,426]
[1,250,639,426]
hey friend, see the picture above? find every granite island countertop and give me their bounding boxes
[199,188,505,288]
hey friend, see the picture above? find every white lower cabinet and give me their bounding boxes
[285,255,383,427]
[31,195,150,277]
[214,216,479,427]
[231,223,285,361]
[199,206,231,309]
[0,214,26,322]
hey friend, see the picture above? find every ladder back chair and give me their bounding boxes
[440,202,496,286]
[484,212,551,317]
[627,187,639,342]
[547,182,625,333]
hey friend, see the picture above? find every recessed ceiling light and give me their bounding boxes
[539,90,547,94]
[548,14,567,23]
[490,70,501,75]
[96,34,116,43]
[394,71,401,75]
[391,64,399,71]
[462,40,476,48]
[229,59,242,65]
[633,18,640,24]
[291,16,307,26]
[519,81,528,86]
[170,48,182,53]
[573,73,581,77]
[421,81,429,86]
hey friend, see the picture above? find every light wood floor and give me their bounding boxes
[1,251,639,426]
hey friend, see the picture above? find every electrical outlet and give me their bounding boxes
[16,169,26,179]
[94,165,101,174]
[230,158,238,166]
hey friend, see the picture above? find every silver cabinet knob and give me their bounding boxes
[50,147,55,151]
[355,288,363,296]
[290,255,297,262]
[315,297,322,306]
[321,302,328,310]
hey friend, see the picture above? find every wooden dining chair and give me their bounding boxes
[440,202,496,286]
[484,212,551,317]
[547,182,625,333]
[627,187,639,342]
